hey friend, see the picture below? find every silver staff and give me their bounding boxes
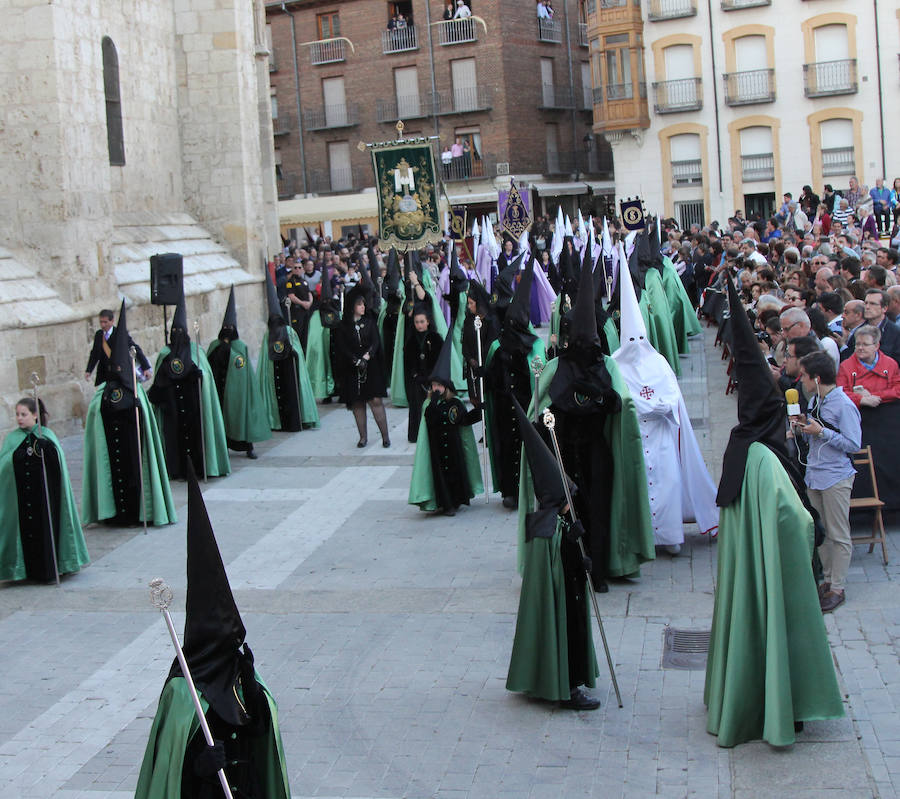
[530,355,544,424]
[193,321,208,482]
[130,347,148,535]
[29,373,60,586]
[473,314,489,503]
[541,408,623,708]
[149,579,235,799]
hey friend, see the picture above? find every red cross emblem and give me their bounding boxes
[639,385,654,400]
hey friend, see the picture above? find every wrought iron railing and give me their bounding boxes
[540,84,575,109]
[671,159,703,186]
[741,152,775,182]
[309,39,346,65]
[441,154,488,182]
[428,86,493,114]
[803,59,857,97]
[721,0,770,9]
[652,78,702,113]
[822,147,855,177]
[648,0,697,20]
[723,68,775,105]
[606,81,647,100]
[376,95,429,123]
[304,103,360,130]
[578,23,588,47]
[382,25,418,54]
[537,18,561,43]
[437,18,477,46]
[307,167,371,194]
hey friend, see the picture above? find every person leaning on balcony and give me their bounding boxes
[443,1,454,20]
[453,0,471,18]
[441,146,452,179]
[537,0,551,18]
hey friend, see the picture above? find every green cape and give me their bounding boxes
[152,343,231,478]
[506,517,598,701]
[376,282,402,383]
[0,426,90,581]
[483,334,547,492]
[82,382,177,527]
[547,297,619,354]
[389,272,449,408]
[408,398,484,511]
[640,269,681,377]
[704,443,844,747]
[662,256,702,353]
[517,356,655,577]
[304,313,334,400]
[206,338,272,445]
[135,675,290,799]
[258,327,320,429]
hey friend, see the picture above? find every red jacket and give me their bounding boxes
[837,351,900,406]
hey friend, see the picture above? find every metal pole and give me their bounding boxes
[29,373,60,586]
[192,324,208,482]
[541,408,623,708]
[531,356,544,424]
[149,579,235,799]
[473,315,489,502]
[130,348,148,535]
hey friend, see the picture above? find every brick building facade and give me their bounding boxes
[266,0,614,236]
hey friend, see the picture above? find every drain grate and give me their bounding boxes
[661,627,711,670]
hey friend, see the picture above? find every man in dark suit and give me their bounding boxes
[85,308,152,385]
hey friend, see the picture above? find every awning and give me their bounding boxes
[278,191,378,225]
[585,180,615,194]
[532,181,591,197]
[445,190,498,206]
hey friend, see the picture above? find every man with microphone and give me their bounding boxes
[792,351,861,613]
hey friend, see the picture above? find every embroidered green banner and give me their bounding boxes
[371,142,442,250]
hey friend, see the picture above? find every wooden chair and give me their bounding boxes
[849,446,889,564]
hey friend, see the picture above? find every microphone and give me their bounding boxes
[785,388,801,417]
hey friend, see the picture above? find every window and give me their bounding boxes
[670,132,702,185]
[274,151,283,181]
[604,34,632,99]
[723,27,775,105]
[322,76,347,126]
[540,58,555,106]
[394,66,421,119]
[455,126,483,178]
[266,24,276,70]
[545,124,560,173]
[739,126,774,182]
[270,89,278,121]
[661,43,698,109]
[451,57,477,112]
[102,36,125,166]
[820,118,854,177]
[807,24,855,95]
[580,62,592,109]
[328,141,352,191]
[317,12,340,39]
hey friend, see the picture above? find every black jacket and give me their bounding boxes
[86,327,151,386]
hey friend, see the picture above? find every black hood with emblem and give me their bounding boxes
[102,299,137,411]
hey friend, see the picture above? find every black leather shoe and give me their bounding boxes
[594,579,609,594]
[246,450,258,460]
[443,506,457,517]
[382,438,391,448]
[559,687,600,711]
[820,590,845,613]
[357,439,367,448]
[501,496,518,510]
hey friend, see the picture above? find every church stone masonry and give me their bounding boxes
[0,0,280,434]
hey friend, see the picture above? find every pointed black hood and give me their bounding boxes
[512,396,574,541]
[169,461,252,727]
[265,271,291,357]
[365,243,382,311]
[499,255,537,354]
[467,279,491,316]
[385,248,401,295]
[428,328,454,390]
[568,244,601,352]
[166,291,195,375]
[318,267,341,329]
[648,221,664,274]
[716,274,789,506]
[109,299,135,394]
[492,252,522,310]
[449,245,469,295]
[626,238,645,300]
[265,269,284,323]
[218,285,238,341]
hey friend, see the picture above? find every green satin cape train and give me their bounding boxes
[482,335,547,494]
[505,517,598,701]
[258,327,320,429]
[134,675,290,799]
[152,343,231,477]
[206,338,272,445]
[0,426,90,581]
[516,356,655,577]
[662,256,702,354]
[640,269,681,377]
[81,382,177,527]
[304,314,334,400]
[408,398,484,511]
[704,442,844,748]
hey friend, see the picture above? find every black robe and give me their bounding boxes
[424,396,479,511]
[99,386,144,523]
[485,347,532,501]
[403,329,443,442]
[148,360,204,479]
[336,313,388,406]
[12,435,61,581]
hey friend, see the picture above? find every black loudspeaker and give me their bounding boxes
[150,253,183,306]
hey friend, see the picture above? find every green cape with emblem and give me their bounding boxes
[506,516,599,701]
[152,343,231,478]
[304,313,334,400]
[206,338,272,445]
[82,382,177,527]
[640,268,681,377]
[704,442,844,747]
[0,425,90,581]
[134,675,290,799]
[258,326,320,429]
[516,356,655,577]
[408,398,484,511]
[662,256,702,354]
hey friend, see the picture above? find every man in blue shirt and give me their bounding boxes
[870,178,892,236]
[794,351,862,612]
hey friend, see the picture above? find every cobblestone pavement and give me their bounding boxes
[0,326,897,798]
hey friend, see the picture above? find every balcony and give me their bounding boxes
[803,59,857,98]
[593,0,642,23]
[307,167,371,194]
[671,159,702,186]
[606,81,646,100]
[723,68,775,106]
[303,103,360,131]
[437,18,477,46]
[578,23,588,47]
[441,155,489,182]
[537,18,561,43]
[309,39,346,65]
[721,0,770,9]
[741,152,775,182]
[539,84,575,109]
[428,86,492,114]
[272,118,291,137]
[822,146,855,177]
[277,174,298,200]
[376,95,429,123]
[382,25,418,54]
[652,78,702,113]
[592,82,649,130]
[648,0,697,20]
